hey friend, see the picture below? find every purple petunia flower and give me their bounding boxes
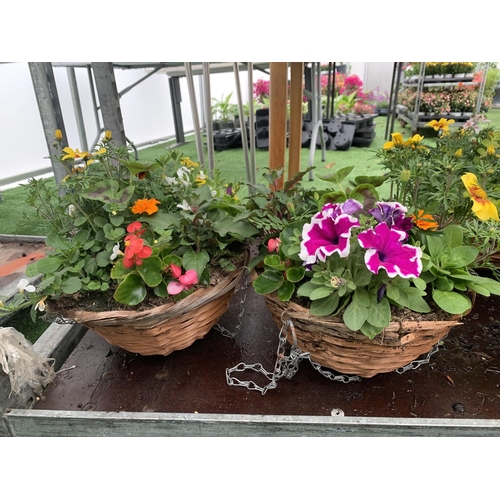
[299,211,360,265]
[369,201,413,233]
[358,222,422,278]
[321,199,363,219]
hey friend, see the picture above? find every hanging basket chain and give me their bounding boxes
[394,340,443,374]
[213,268,250,339]
[227,311,446,394]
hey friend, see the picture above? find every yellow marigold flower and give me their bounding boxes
[196,175,206,185]
[426,118,455,133]
[454,148,463,158]
[55,129,63,141]
[62,147,90,161]
[461,172,500,221]
[94,147,107,155]
[383,132,405,149]
[131,198,161,215]
[411,210,439,231]
[104,130,112,141]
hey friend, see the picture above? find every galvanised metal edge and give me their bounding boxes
[4,410,500,437]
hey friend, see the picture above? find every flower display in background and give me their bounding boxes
[461,172,500,221]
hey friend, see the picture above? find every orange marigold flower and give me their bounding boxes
[131,198,161,215]
[411,210,439,231]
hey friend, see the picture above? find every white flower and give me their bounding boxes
[110,244,123,260]
[177,167,190,185]
[67,204,76,216]
[35,297,47,312]
[164,176,177,186]
[210,189,217,197]
[17,278,36,293]
[177,200,191,211]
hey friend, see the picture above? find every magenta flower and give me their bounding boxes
[358,222,422,278]
[369,201,413,233]
[299,211,360,265]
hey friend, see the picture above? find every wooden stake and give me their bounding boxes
[268,62,288,191]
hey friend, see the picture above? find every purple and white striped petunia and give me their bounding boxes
[369,201,413,233]
[299,210,360,265]
[358,222,422,278]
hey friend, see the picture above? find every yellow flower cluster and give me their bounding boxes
[180,157,199,168]
[383,133,427,150]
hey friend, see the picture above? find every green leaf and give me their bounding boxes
[366,296,391,329]
[405,288,431,313]
[72,230,90,245]
[435,277,453,291]
[60,277,82,294]
[110,259,131,279]
[46,231,70,250]
[412,277,427,291]
[277,280,295,301]
[146,212,180,231]
[310,286,334,301]
[296,281,317,298]
[318,166,354,184]
[113,273,147,306]
[443,224,464,248]
[360,321,383,339]
[183,249,210,279]
[35,257,65,274]
[309,293,339,316]
[253,271,284,294]
[264,254,286,271]
[136,256,163,287]
[432,289,471,315]
[96,251,112,267]
[213,218,259,239]
[447,246,479,268]
[343,295,368,331]
[110,215,125,227]
[285,266,305,283]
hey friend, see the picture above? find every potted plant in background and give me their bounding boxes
[211,92,237,130]
[0,131,258,356]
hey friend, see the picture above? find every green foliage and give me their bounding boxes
[0,135,258,320]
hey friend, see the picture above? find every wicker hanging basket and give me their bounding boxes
[47,266,247,356]
[263,293,463,378]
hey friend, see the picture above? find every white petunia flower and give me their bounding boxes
[17,278,36,293]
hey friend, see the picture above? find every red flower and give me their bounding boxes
[123,234,152,268]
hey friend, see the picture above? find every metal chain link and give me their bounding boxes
[227,314,445,393]
[226,316,362,395]
[394,339,443,374]
[213,269,250,339]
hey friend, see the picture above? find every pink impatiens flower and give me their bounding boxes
[167,269,198,295]
[358,222,422,278]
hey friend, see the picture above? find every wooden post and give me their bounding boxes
[268,62,288,191]
[288,62,304,180]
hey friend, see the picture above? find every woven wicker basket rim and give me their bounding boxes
[264,292,462,333]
